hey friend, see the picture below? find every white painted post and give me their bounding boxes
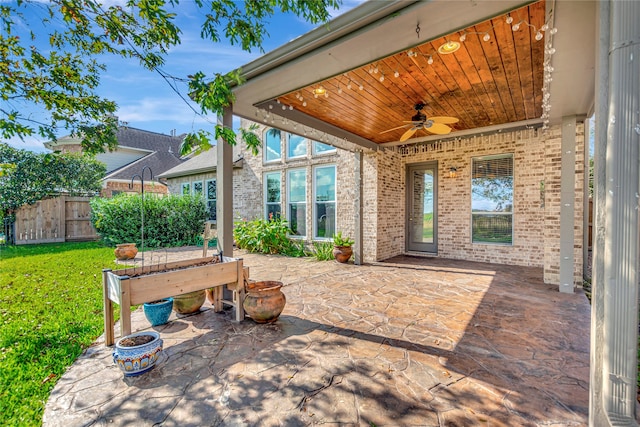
[590,0,640,424]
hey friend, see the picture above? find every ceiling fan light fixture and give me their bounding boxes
[438,40,460,54]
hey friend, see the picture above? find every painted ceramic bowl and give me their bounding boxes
[112,331,163,376]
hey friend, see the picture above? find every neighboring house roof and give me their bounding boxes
[158,148,243,179]
[104,151,185,181]
[45,126,187,182]
[45,126,184,152]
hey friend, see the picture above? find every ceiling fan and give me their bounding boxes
[380,102,459,142]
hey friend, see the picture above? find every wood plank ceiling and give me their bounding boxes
[274,0,547,145]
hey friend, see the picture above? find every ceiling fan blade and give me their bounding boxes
[380,124,411,134]
[425,122,452,135]
[429,116,459,124]
[400,127,418,142]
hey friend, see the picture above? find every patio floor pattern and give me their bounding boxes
[43,248,591,426]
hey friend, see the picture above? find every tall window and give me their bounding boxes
[314,165,336,238]
[313,141,336,155]
[206,179,216,221]
[264,172,281,220]
[287,134,307,159]
[471,154,514,244]
[264,128,282,163]
[287,169,306,237]
[181,182,191,195]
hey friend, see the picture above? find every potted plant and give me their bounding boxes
[143,298,173,326]
[332,231,354,263]
[112,331,163,376]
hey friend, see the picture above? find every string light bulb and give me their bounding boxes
[427,55,434,65]
[394,70,400,78]
[506,14,513,24]
[483,33,491,42]
[459,33,466,42]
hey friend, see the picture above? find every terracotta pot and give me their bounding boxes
[112,331,163,376]
[333,245,353,263]
[243,281,286,323]
[172,290,206,314]
[115,243,138,260]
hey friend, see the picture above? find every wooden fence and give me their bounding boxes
[14,196,98,245]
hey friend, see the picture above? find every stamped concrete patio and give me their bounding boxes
[44,248,591,426]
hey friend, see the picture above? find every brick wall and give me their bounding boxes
[370,124,585,285]
[102,180,167,197]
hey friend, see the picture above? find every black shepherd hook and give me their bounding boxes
[129,166,154,269]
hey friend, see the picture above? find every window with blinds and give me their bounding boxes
[471,154,514,244]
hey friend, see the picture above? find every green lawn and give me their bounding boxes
[0,242,121,425]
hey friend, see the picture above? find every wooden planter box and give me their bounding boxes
[102,256,248,346]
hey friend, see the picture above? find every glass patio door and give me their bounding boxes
[407,162,437,253]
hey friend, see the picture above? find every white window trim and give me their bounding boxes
[205,178,217,223]
[264,171,282,220]
[286,133,308,160]
[312,140,337,156]
[263,128,282,164]
[181,182,191,195]
[313,164,336,240]
[470,153,514,245]
[193,180,204,197]
[287,168,307,239]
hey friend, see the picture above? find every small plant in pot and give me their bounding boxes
[112,331,163,376]
[143,298,173,326]
[332,231,354,263]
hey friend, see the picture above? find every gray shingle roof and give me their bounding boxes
[115,127,184,153]
[158,149,244,179]
[158,149,217,178]
[105,151,185,181]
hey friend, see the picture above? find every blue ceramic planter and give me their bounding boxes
[113,331,163,376]
[143,298,173,326]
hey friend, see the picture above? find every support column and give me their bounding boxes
[217,106,234,257]
[559,115,577,293]
[590,0,640,425]
[354,151,363,265]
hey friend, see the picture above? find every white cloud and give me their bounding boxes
[2,135,51,153]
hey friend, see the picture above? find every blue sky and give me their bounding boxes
[5,0,363,153]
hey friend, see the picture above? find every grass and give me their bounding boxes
[0,242,122,425]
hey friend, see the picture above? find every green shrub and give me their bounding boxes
[234,218,308,257]
[90,194,207,248]
[311,240,334,261]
